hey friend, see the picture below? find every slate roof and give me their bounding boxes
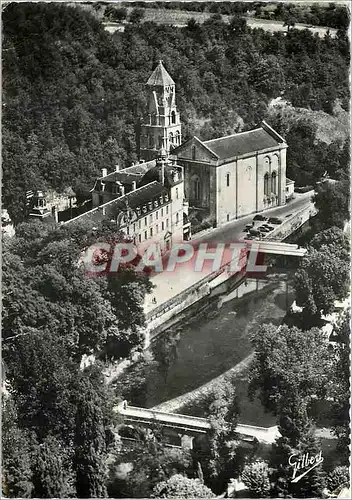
[68,182,169,225]
[204,127,285,160]
[101,160,157,183]
[146,61,175,87]
[112,182,168,211]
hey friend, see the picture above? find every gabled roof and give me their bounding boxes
[146,60,175,87]
[203,122,287,161]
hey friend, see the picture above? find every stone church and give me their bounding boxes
[139,60,289,228]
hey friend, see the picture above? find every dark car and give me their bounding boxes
[246,234,259,240]
[262,224,275,232]
[285,214,293,218]
[249,228,261,236]
[268,217,282,225]
[253,214,268,221]
[258,225,271,233]
[243,222,254,231]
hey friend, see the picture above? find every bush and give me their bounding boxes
[153,474,213,498]
[326,466,350,493]
[241,461,271,498]
[129,7,145,23]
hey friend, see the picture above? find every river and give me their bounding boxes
[145,275,294,426]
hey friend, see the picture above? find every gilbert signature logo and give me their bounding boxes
[289,451,324,483]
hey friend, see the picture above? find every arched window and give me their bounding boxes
[191,145,196,161]
[271,172,277,194]
[169,132,173,144]
[171,110,176,124]
[149,135,154,148]
[264,173,269,196]
[175,130,180,145]
[272,154,279,171]
[192,175,200,200]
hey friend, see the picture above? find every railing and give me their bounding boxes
[116,403,280,443]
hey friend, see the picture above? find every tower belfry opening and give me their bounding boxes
[139,60,182,161]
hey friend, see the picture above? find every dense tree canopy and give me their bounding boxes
[313,180,350,231]
[294,228,350,320]
[2,219,152,497]
[248,323,332,497]
[3,3,349,223]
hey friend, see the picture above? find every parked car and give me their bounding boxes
[261,224,275,232]
[285,214,293,218]
[243,222,254,231]
[268,217,282,225]
[253,214,268,221]
[246,234,259,240]
[249,228,261,236]
[258,225,271,233]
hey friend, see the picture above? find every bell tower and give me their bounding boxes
[139,60,182,161]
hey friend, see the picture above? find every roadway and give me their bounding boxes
[144,191,314,314]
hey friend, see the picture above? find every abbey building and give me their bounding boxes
[174,122,288,227]
[66,61,291,247]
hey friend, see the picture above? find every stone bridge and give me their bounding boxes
[116,402,280,449]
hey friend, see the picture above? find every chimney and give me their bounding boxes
[101,168,107,178]
[132,181,137,191]
[115,164,119,172]
[52,205,58,223]
[120,185,125,196]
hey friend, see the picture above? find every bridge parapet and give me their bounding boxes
[116,402,280,444]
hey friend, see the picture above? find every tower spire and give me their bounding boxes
[139,61,182,161]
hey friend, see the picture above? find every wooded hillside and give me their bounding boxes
[3,3,349,223]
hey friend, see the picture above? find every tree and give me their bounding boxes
[309,226,350,261]
[110,434,192,498]
[241,461,270,498]
[329,313,350,465]
[249,324,330,497]
[74,366,115,498]
[32,434,73,498]
[153,474,214,498]
[2,399,34,498]
[326,466,350,493]
[313,180,350,230]
[248,324,332,436]
[107,6,127,22]
[129,7,145,24]
[294,242,349,320]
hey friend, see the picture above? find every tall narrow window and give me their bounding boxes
[175,130,180,145]
[150,228,153,237]
[176,212,179,224]
[176,188,179,199]
[264,173,269,196]
[192,176,200,200]
[144,231,147,240]
[191,145,196,160]
[271,172,277,194]
[162,221,165,231]
[145,217,147,226]
[226,173,230,187]
[171,110,176,124]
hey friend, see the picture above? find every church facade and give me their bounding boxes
[174,122,288,227]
